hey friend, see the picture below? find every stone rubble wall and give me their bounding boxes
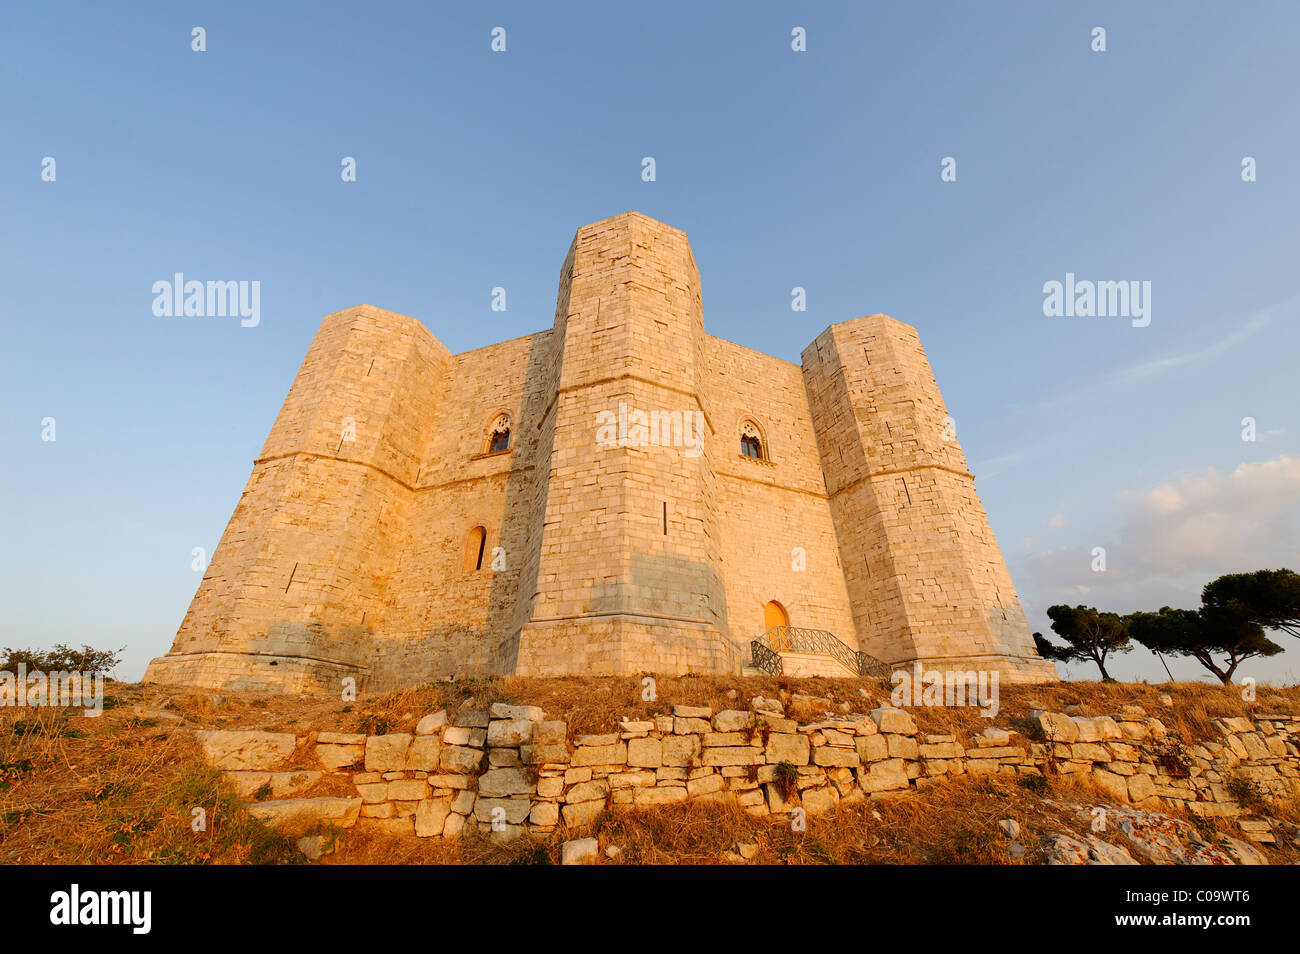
[193,702,1300,842]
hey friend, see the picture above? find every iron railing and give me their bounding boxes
[751,626,890,679]
[749,640,784,676]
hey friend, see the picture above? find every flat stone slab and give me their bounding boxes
[225,770,321,799]
[245,797,362,836]
[194,730,297,770]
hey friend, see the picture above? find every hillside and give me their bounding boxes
[2,675,1297,865]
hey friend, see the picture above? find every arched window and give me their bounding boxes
[463,526,487,572]
[486,413,511,454]
[740,419,765,459]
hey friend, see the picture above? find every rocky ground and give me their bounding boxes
[1,675,1297,864]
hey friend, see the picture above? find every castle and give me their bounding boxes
[145,212,1056,692]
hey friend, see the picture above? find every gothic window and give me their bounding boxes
[486,413,511,454]
[740,419,766,460]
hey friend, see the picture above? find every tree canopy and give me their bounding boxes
[1126,604,1281,684]
[1035,605,1131,681]
[1201,568,1300,640]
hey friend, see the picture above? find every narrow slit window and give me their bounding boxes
[463,526,487,572]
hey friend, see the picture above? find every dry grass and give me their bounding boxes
[0,689,302,864]
[328,771,1293,866]
[3,675,1297,865]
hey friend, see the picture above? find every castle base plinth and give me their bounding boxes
[515,615,740,677]
[143,652,366,694]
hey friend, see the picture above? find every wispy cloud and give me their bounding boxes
[974,295,1296,477]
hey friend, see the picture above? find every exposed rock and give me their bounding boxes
[870,707,917,735]
[562,837,599,865]
[415,711,448,735]
[194,730,297,771]
[246,797,361,835]
[414,797,452,837]
[364,734,412,772]
[225,769,321,799]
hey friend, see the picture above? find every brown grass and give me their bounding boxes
[3,675,1297,864]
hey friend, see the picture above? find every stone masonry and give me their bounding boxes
[197,700,1300,852]
[146,211,1054,692]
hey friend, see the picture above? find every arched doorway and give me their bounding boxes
[763,600,789,632]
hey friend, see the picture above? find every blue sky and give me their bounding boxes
[2,1,1297,683]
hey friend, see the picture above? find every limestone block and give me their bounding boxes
[224,770,321,799]
[857,759,909,793]
[886,735,919,760]
[529,802,559,827]
[246,797,361,835]
[365,734,412,772]
[571,743,625,767]
[801,786,838,815]
[415,797,452,837]
[404,736,442,771]
[813,746,859,768]
[870,707,917,735]
[1033,712,1079,743]
[439,745,484,774]
[473,797,531,825]
[855,735,888,762]
[627,737,663,768]
[765,733,810,766]
[194,730,297,771]
[490,703,545,722]
[415,711,448,736]
[520,743,569,765]
[387,779,429,801]
[562,837,599,865]
[487,719,536,747]
[661,735,700,767]
[702,746,764,767]
[713,710,754,732]
[315,743,363,770]
[478,767,535,798]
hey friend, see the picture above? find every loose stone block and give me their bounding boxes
[415,712,448,736]
[490,703,545,722]
[870,707,917,736]
[195,730,297,771]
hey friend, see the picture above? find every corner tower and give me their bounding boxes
[514,212,736,675]
[144,304,450,691]
[802,315,1055,683]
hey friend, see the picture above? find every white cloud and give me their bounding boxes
[1017,455,1300,682]
[1021,455,1300,612]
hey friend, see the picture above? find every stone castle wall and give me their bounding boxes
[146,211,1052,692]
[197,700,1300,850]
